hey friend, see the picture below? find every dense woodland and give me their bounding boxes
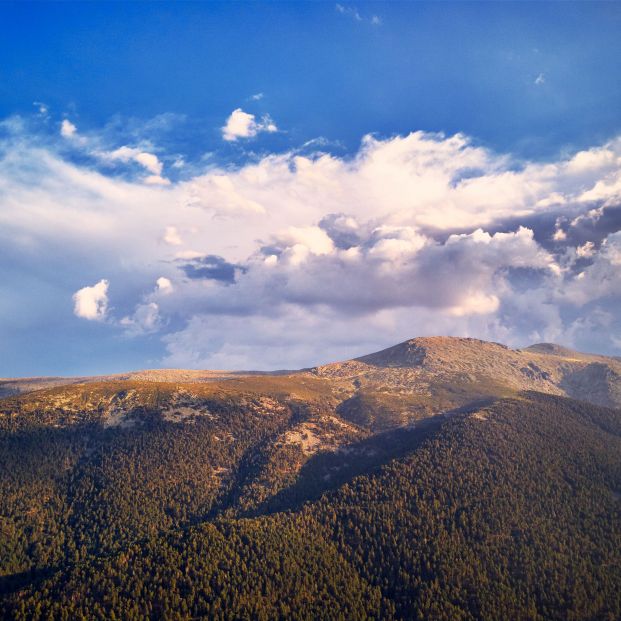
[0,383,620,619]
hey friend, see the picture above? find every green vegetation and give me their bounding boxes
[0,382,621,620]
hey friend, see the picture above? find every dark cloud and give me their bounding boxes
[509,202,621,251]
[566,202,621,245]
[259,244,283,257]
[500,266,549,293]
[319,213,362,249]
[428,200,621,262]
[180,255,242,284]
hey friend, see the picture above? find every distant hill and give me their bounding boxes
[1,337,620,620]
[0,369,259,398]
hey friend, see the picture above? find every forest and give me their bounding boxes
[0,384,620,620]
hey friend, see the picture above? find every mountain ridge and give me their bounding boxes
[4,336,621,407]
[1,335,620,619]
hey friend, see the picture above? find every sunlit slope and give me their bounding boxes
[315,336,621,415]
[4,337,621,431]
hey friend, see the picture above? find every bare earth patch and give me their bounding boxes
[471,411,489,421]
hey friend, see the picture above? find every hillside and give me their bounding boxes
[4,336,621,420]
[1,337,620,619]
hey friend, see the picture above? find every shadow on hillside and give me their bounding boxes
[253,400,496,517]
[0,565,62,597]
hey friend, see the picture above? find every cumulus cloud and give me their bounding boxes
[107,147,162,174]
[120,302,161,336]
[200,223,558,317]
[3,121,621,371]
[576,240,595,258]
[73,279,109,321]
[60,119,78,138]
[156,277,173,293]
[560,231,621,306]
[319,213,362,249]
[56,117,173,186]
[120,277,176,335]
[222,108,277,141]
[98,145,170,185]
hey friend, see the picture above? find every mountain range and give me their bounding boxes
[1,336,620,620]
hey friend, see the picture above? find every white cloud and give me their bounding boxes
[560,232,621,306]
[175,250,204,260]
[177,131,621,236]
[277,226,335,256]
[60,119,78,138]
[553,229,567,241]
[162,307,408,370]
[120,302,161,336]
[336,4,381,25]
[73,279,109,321]
[3,123,621,370]
[222,108,277,141]
[57,120,171,185]
[91,145,170,185]
[156,277,173,293]
[144,174,171,186]
[133,151,162,175]
[576,241,595,258]
[336,4,362,21]
[447,292,499,317]
[119,276,176,335]
[535,73,545,86]
[102,145,164,174]
[152,222,560,343]
[33,102,49,115]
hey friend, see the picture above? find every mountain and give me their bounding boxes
[321,336,621,410]
[1,337,620,620]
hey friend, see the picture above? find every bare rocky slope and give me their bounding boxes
[2,336,621,424]
[316,336,621,410]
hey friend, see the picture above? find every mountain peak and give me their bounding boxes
[354,336,510,369]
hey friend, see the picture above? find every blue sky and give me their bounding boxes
[3,2,621,158]
[1,2,621,376]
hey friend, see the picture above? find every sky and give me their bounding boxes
[1,2,621,376]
